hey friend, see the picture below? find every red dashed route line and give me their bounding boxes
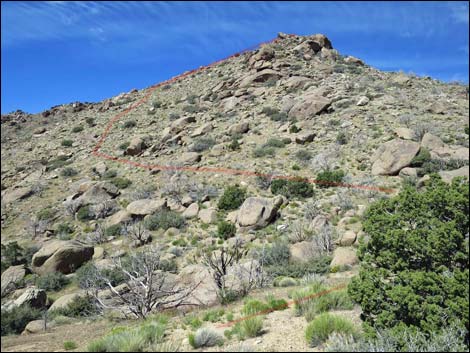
[91,34,394,194]
[216,284,347,328]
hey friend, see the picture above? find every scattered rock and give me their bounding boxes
[228,122,250,136]
[356,96,370,106]
[438,166,469,184]
[295,131,315,144]
[237,196,284,230]
[331,247,358,267]
[338,230,357,246]
[371,139,420,175]
[289,241,315,263]
[288,93,331,120]
[183,203,199,219]
[198,208,217,224]
[31,240,94,275]
[1,264,27,297]
[394,127,415,140]
[126,199,167,216]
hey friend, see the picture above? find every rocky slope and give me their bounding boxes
[1,33,469,350]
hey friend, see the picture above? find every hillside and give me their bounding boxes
[1,33,469,352]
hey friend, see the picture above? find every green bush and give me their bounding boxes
[123,120,136,129]
[63,341,77,350]
[262,107,288,122]
[46,155,71,171]
[36,272,70,292]
[270,177,314,199]
[305,313,357,347]
[144,210,185,231]
[105,224,122,237]
[86,117,95,126]
[410,148,431,167]
[217,185,247,210]
[61,167,78,177]
[77,206,93,221]
[325,323,468,352]
[348,176,469,338]
[241,316,264,338]
[50,295,98,318]
[72,125,83,133]
[315,169,345,188]
[190,137,216,152]
[61,139,73,147]
[217,221,236,240]
[266,255,332,278]
[37,208,54,221]
[202,309,225,322]
[265,138,287,148]
[87,318,167,352]
[336,132,348,145]
[118,142,130,150]
[228,137,241,151]
[253,146,276,158]
[102,170,118,179]
[1,304,42,336]
[290,125,301,133]
[110,177,132,189]
[295,149,312,161]
[56,222,74,235]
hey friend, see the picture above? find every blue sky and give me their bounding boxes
[1,1,469,114]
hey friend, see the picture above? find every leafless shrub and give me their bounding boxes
[202,239,249,301]
[90,200,118,219]
[27,218,50,239]
[311,224,335,255]
[336,190,354,211]
[398,114,415,127]
[303,201,321,222]
[86,222,107,245]
[310,147,339,172]
[289,220,314,243]
[123,221,151,247]
[413,122,434,141]
[64,199,80,217]
[83,246,200,319]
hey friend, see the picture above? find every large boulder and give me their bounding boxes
[198,208,217,224]
[125,136,147,156]
[48,292,85,312]
[177,265,218,307]
[371,139,420,175]
[22,320,49,334]
[105,209,133,227]
[183,203,199,219]
[239,69,282,88]
[31,240,94,275]
[1,264,27,297]
[237,196,284,230]
[331,247,358,267]
[179,152,201,166]
[13,287,47,309]
[228,122,250,136]
[289,241,316,263]
[1,186,34,205]
[126,199,167,216]
[288,94,331,120]
[439,166,469,184]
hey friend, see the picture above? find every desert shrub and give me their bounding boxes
[188,328,223,348]
[144,210,185,231]
[63,341,77,350]
[253,146,276,158]
[77,206,93,221]
[315,169,345,188]
[86,117,95,126]
[110,177,132,189]
[410,147,431,167]
[325,324,468,352]
[306,313,357,347]
[61,167,78,177]
[465,126,469,135]
[265,138,287,148]
[348,176,469,339]
[183,105,199,113]
[295,149,312,161]
[75,263,126,289]
[217,221,236,240]
[87,317,167,352]
[50,295,98,318]
[168,112,180,120]
[202,308,225,323]
[266,255,332,278]
[56,222,73,235]
[336,132,348,145]
[273,276,298,287]
[118,142,130,150]
[302,289,354,321]
[217,185,246,210]
[189,137,216,152]
[72,125,83,133]
[228,137,241,151]
[262,107,288,122]
[46,155,71,171]
[270,177,314,199]
[123,120,136,129]
[290,125,301,133]
[241,316,264,338]
[61,139,73,147]
[1,304,42,336]
[418,158,469,176]
[37,208,54,221]
[183,315,202,330]
[36,272,70,292]
[259,241,290,267]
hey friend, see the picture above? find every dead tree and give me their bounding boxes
[83,246,199,319]
[123,220,151,247]
[202,239,249,300]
